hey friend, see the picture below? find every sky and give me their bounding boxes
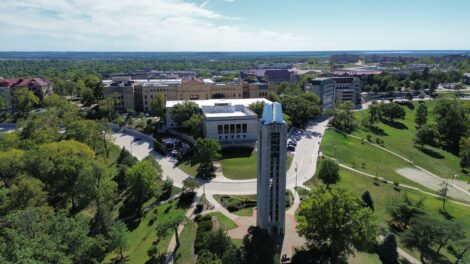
[0,0,469,51]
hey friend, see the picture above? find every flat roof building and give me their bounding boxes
[304,78,336,110]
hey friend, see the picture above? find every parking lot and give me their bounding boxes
[287,128,322,153]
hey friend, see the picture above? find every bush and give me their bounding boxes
[367,134,372,141]
[393,181,400,190]
[154,140,166,154]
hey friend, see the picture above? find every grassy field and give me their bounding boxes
[348,251,382,264]
[206,212,238,230]
[178,148,293,180]
[232,207,253,216]
[307,168,470,263]
[174,222,197,264]
[220,148,293,180]
[352,100,467,181]
[103,200,186,264]
[321,129,432,191]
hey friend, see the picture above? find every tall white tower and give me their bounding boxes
[256,102,287,235]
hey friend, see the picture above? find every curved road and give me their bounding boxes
[112,116,330,195]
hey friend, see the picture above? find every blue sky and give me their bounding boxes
[0,0,469,51]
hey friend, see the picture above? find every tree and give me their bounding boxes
[125,159,160,204]
[368,103,382,126]
[80,87,95,106]
[414,125,438,148]
[194,138,221,179]
[97,95,118,121]
[182,114,204,138]
[361,191,374,211]
[318,158,340,188]
[150,93,166,117]
[240,226,277,264]
[330,102,358,133]
[6,175,48,211]
[203,229,234,258]
[459,137,470,169]
[109,221,129,261]
[197,250,222,264]
[380,103,406,122]
[378,233,399,264]
[297,186,377,263]
[0,148,25,187]
[415,102,428,127]
[65,120,112,157]
[434,99,468,151]
[402,216,447,263]
[280,95,321,128]
[171,101,201,126]
[14,88,39,115]
[438,181,449,212]
[386,193,424,229]
[248,101,265,117]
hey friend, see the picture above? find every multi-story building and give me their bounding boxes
[332,77,362,104]
[240,69,295,83]
[103,76,273,113]
[0,78,53,111]
[304,78,336,110]
[256,102,287,235]
[464,73,470,84]
[330,54,360,64]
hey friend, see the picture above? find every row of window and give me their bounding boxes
[217,123,248,134]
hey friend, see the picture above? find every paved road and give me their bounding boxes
[112,115,330,195]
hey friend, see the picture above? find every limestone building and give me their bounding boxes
[304,77,336,110]
[256,102,287,235]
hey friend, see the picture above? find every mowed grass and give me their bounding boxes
[330,168,470,263]
[103,200,186,264]
[321,129,430,191]
[221,148,293,180]
[353,100,467,181]
[174,222,197,264]
[348,251,382,264]
[232,207,253,216]
[179,148,293,180]
[206,212,238,230]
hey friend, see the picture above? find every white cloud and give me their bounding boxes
[0,0,313,51]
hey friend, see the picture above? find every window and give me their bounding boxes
[218,125,223,134]
[144,95,147,99]
[236,124,241,133]
[224,124,229,134]
[230,124,235,133]
[242,124,247,133]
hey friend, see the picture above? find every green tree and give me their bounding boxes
[248,101,265,117]
[109,221,129,261]
[197,250,222,264]
[330,102,357,133]
[80,87,95,106]
[297,186,377,263]
[402,216,447,263]
[386,193,424,229]
[434,99,468,150]
[0,148,25,187]
[14,88,39,115]
[280,95,321,128]
[380,103,406,122]
[171,101,201,126]
[97,95,118,121]
[194,138,221,179]
[182,114,204,138]
[150,93,166,117]
[414,125,439,149]
[318,158,340,188]
[378,233,399,264]
[415,102,428,127]
[65,120,112,157]
[125,159,160,204]
[6,175,48,211]
[368,103,382,126]
[240,226,277,264]
[459,137,470,169]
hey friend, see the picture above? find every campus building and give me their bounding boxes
[332,77,362,104]
[0,78,53,111]
[103,76,275,112]
[464,73,470,84]
[304,77,336,110]
[256,102,287,235]
[165,98,271,146]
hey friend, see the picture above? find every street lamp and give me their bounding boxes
[295,162,298,189]
[130,138,133,154]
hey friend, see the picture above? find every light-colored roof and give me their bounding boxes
[166,98,271,108]
[464,73,470,77]
[205,111,247,118]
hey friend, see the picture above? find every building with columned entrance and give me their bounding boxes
[256,102,287,235]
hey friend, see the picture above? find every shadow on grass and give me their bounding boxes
[221,147,254,159]
[417,146,444,159]
[382,119,408,130]
[119,197,143,231]
[369,125,388,136]
[439,209,455,220]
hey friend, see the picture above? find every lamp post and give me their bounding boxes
[130,138,133,154]
[295,162,298,189]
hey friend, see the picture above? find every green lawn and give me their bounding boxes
[321,129,431,191]
[206,212,238,230]
[232,207,253,216]
[348,251,381,264]
[103,200,186,264]
[310,168,470,264]
[178,148,293,180]
[220,148,293,180]
[352,100,467,181]
[174,222,197,264]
